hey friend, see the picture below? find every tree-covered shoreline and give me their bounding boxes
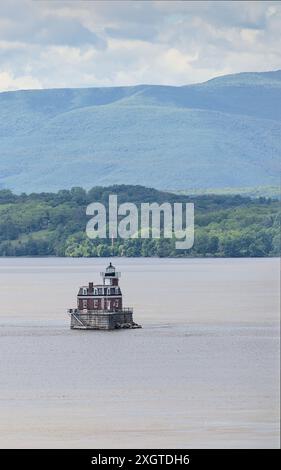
[0,185,280,258]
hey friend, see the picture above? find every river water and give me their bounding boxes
[0,257,279,448]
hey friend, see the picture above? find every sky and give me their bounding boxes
[0,0,280,91]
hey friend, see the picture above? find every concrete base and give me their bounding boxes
[69,309,141,330]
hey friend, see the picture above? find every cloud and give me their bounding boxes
[0,1,104,47]
[0,71,42,91]
[0,0,280,91]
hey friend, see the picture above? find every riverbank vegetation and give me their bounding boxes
[0,185,280,257]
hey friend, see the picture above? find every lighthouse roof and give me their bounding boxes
[106,262,115,271]
[78,284,121,295]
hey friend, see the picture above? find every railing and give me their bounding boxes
[100,271,121,278]
[68,308,79,314]
[68,308,133,314]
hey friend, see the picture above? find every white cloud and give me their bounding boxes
[0,0,280,91]
[0,71,42,91]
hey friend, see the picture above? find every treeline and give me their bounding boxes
[0,185,280,257]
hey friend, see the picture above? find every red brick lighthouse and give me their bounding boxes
[68,263,141,330]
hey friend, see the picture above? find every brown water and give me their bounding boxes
[0,257,279,448]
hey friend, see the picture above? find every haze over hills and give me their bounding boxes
[0,70,280,193]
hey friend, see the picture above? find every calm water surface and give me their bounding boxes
[0,257,279,448]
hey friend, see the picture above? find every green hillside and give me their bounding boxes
[0,70,280,193]
[0,185,280,258]
[173,186,281,199]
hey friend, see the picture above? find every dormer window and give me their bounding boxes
[94,288,98,295]
[83,288,87,295]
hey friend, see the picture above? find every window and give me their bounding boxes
[83,299,87,309]
[83,288,87,295]
[94,299,98,309]
[94,288,98,295]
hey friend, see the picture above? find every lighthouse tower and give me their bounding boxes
[101,262,120,286]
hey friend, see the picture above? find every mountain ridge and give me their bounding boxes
[0,70,280,193]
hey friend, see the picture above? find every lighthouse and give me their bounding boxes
[68,263,141,330]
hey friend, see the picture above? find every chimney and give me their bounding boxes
[89,282,93,293]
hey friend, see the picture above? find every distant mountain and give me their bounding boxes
[0,70,280,193]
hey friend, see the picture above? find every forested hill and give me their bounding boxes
[0,70,281,193]
[0,185,280,258]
